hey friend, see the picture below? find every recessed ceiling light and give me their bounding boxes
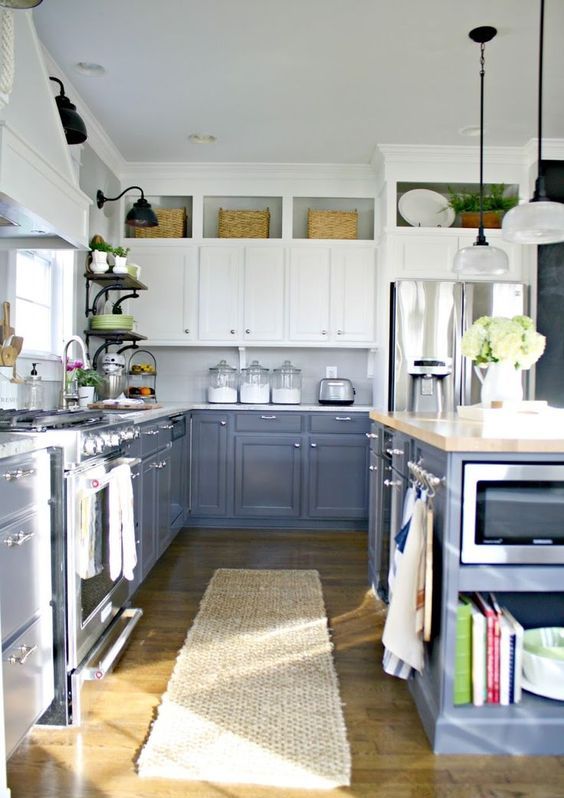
[459,125,481,137]
[74,62,106,76]
[188,133,217,144]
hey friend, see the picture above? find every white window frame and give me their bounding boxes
[8,249,74,359]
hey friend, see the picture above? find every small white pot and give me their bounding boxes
[90,250,109,273]
[113,255,128,274]
[78,386,96,407]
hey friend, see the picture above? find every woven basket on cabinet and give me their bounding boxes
[218,208,270,238]
[134,207,187,238]
[307,208,358,239]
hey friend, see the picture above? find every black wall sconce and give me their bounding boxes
[49,77,87,145]
[96,186,159,228]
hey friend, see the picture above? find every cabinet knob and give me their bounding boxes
[230,329,236,335]
[310,442,317,448]
[245,329,251,334]
[220,420,227,426]
[369,464,377,471]
[336,329,344,335]
[293,442,301,448]
[184,329,191,334]
[321,330,327,336]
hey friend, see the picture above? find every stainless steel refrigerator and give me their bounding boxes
[388,280,528,412]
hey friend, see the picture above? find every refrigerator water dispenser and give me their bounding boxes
[408,358,452,414]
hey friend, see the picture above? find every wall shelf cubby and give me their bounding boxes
[395,182,519,229]
[202,196,283,239]
[292,197,375,240]
[124,195,193,239]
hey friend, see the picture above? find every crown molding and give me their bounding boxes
[120,161,377,184]
[376,142,526,166]
[40,46,126,179]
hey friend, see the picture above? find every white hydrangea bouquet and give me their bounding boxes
[461,315,546,369]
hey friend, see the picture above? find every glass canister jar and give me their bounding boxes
[208,360,238,403]
[239,360,270,404]
[271,360,302,404]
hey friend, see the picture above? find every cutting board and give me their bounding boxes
[88,402,162,411]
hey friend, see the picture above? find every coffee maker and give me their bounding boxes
[408,358,452,414]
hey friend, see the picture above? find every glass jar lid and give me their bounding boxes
[242,359,269,374]
[273,359,301,374]
[209,359,237,373]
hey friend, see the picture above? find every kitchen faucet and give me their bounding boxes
[61,334,91,409]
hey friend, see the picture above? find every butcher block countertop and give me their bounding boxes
[369,409,564,453]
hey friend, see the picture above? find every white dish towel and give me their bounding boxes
[382,495,427,678]
[109,463,137,581]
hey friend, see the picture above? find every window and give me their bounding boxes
[15,250,74,355]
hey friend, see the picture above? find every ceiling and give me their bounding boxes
[33,0,564,165]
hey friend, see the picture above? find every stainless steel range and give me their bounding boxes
[0,408,143,726]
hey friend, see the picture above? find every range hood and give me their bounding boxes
[0,12,90,249]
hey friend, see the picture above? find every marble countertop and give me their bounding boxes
[103,402,372,422]
[369,409,564,453]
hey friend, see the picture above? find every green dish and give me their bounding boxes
[523,627,564,660]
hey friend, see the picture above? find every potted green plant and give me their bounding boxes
[89,237,113,273]
[75,367,104,407]
[112,245,130,274]
[446,184,518,228]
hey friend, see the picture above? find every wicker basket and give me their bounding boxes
[134,207,187,238]
[307,208,358,239]
[218,208,270,238]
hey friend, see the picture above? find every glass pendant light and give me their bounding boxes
[453,27,509,276]
[502,0,564,244]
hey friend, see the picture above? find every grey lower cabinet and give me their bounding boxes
[0,448,54,760]
[190,411,231,517]
[234,434,303,517]
[307,433,369,519]
[189,409,369,528]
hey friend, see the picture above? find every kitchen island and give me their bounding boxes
[368,409,564,755]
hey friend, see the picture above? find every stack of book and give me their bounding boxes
[454,593,524,706]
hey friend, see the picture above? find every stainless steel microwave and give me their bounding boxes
[461,463,564,564]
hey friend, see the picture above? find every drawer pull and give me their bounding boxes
[260,415,277,420]
[369,465,377,471]
[366,432,378,439]
[8,644,37,666]
[3,531,35,547]
[3,467,35,481]
[383,479,402,488]
[335,417,352,422]
[131,473,140,480]
[160,423,174,430]
[310,442,317,448]
[293,442,301,448]
[386,448,404,456]
[142,429,159,436]
[159,460,167,469]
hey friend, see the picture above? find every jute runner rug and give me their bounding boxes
[137,568,351,788]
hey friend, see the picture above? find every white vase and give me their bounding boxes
[477,361,524,406]
[90,250,109,274]
[113,255,128,274]
[78,386,96,407]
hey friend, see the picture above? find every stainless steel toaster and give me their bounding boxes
[318,378,355,405]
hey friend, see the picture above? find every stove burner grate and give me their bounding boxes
[0,408,105,431]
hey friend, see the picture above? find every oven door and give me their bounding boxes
[65,455,140,670]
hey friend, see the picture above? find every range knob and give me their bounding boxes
[109,432,120,446]
[82,436,98,456]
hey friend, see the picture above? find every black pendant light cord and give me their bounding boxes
[534,0,547,201]
[477,41,486,244]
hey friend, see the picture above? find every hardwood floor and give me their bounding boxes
[7,529,564,798]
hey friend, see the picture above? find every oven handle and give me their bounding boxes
[78,457,141,492]
[72,608,143,686]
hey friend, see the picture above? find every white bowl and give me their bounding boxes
[522,649,564,690]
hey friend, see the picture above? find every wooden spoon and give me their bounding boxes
[2,302,14,340]
[11,335,23,356]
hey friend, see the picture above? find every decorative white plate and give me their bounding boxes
[522,676,564,701]
[398,189,455,228]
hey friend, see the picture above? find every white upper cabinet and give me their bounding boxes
[386,230,524,282]
[243,247,285,341]
[289,247,376,343]
[331,248,376,341]
[198,245,285,342]
[126,246,198,342]
[289,248,331,341]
